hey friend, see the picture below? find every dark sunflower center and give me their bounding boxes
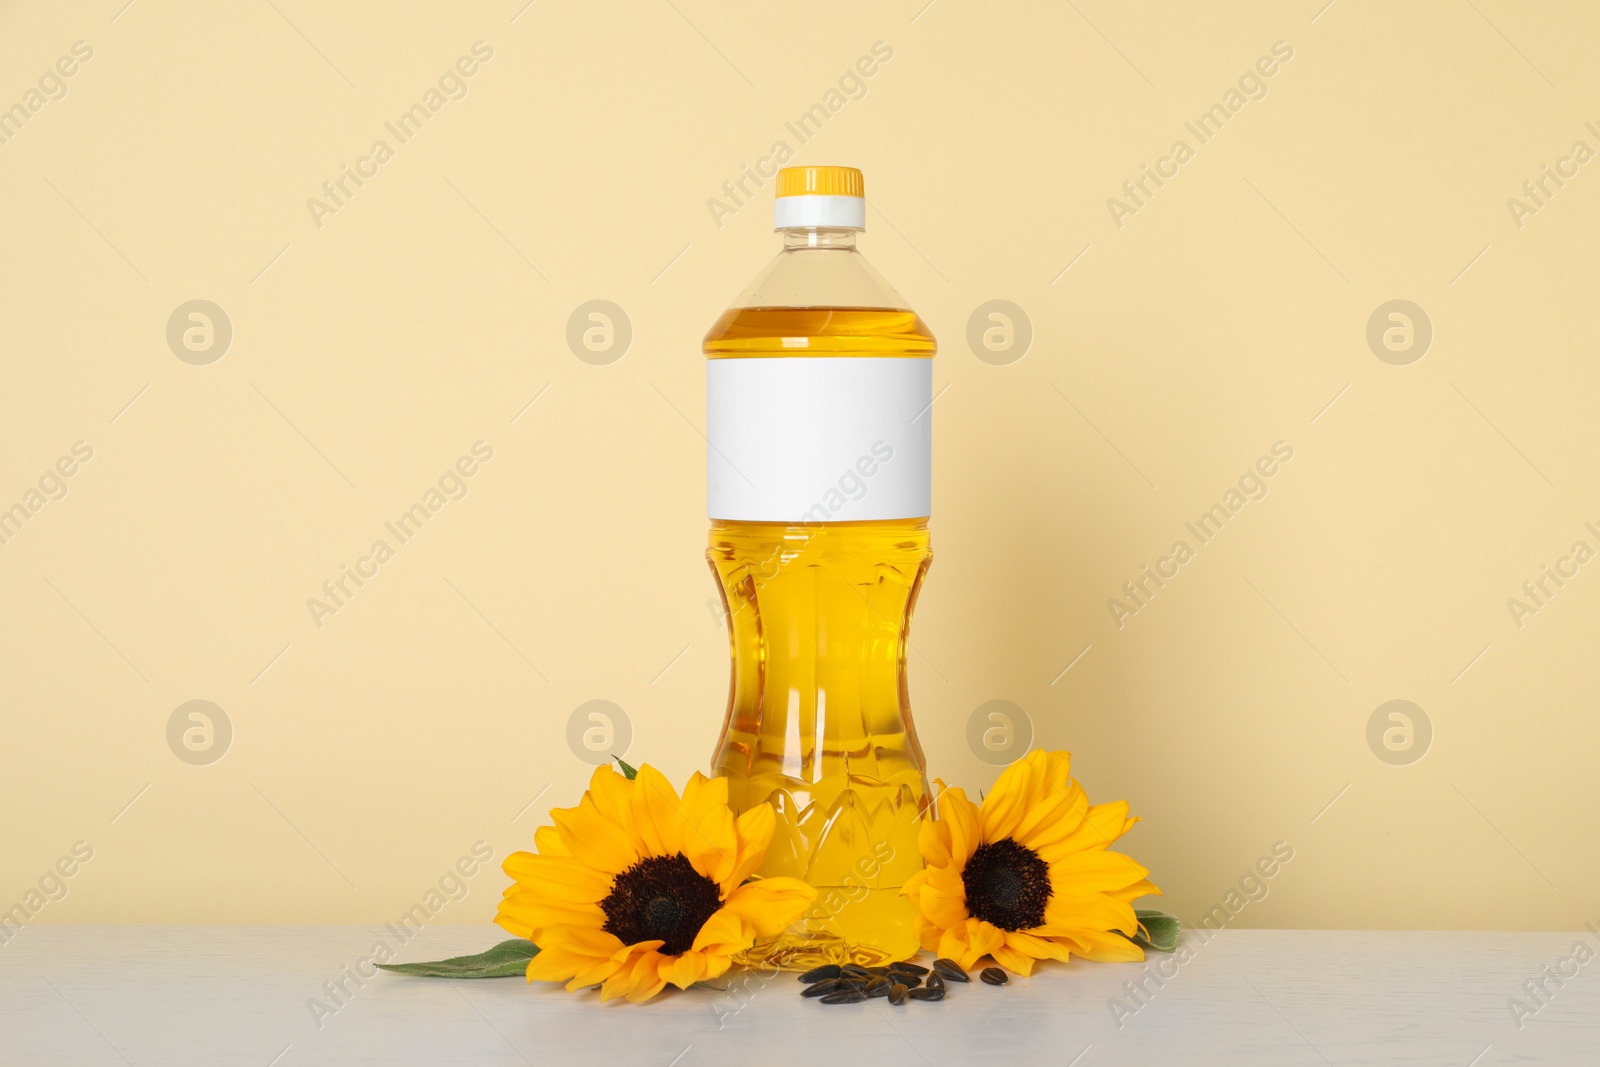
[600,853,722,956]
[962,838,1050,931]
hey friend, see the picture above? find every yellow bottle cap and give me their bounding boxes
[775,166,864,199]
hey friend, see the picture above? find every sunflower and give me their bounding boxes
[495,763,815,1002]
[900,749,1160,975]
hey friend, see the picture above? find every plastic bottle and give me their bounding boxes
[704,166,934,966]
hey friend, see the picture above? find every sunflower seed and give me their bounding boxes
[980,967,1009,985]
[801,978,847,998]
[799,964,841,984]
[923,972,944,992]
[841,963,873,980]
[908,986,945,1001]
[887,983,909,1005]
[888,961,929,976]
[820,989,867,1004]
[863,976,891,997]
[932,958,969,983]
[894,973,923,989]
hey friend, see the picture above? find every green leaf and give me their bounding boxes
[613,755,638,779]
[376,938,539,978]
[1131,909,1180,952]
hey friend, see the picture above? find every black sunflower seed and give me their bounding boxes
[841,963,873,980]
[924,972,944,992]
[799,964,841,984]
[894,974,922,989]
[801,978,847,998]
[908,986,945,1001]
[820,989,867,1004]
[888,961,929,975]
[980,967,1009,985]
[866,965,894,976]
[887,983,909,1005]
[863,976,891,997]
[932,958,969,982]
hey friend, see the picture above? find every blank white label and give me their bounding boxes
[706,357,932,522]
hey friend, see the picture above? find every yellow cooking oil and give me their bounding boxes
[703,307,936,358]
[705,284,937,964]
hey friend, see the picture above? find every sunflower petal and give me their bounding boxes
[1109,878,1162,904]
[542,922,629,957]
[631,764,685,858]
[935,920,972,967]
[1049,850,1150,894]
[980,750,1046,843]
[693,822,740,887]
[501,852,612,903]
[1012,779,1089,850]
[641,773,738,887]
[533,825,569,857]
[552,795,640,875]
[496,897,604,939]
[493,910,534,941]
[663,949,709,989]
[525,924,631,988]
[1052,927,1146,962]
[585,763,631,815]
[1014,780,1089,852]
[680,772,730,826]
[689,904,749,957]
[523,944,589,984]
[725,803,776,892]
[569,936,647,989]
[1008,929,1074,963]
[625,968,669,1002]
[1040,750,1073,793]
[601,947,667,1002]
[920,887,969,930]
[719,877,815,940]
[913,866,968,930]
[1036,802,1135,861]
[939,788,985,867]
[699,951,734,984]
[991,941,1038,976]
[918,809,954,868]
[959,919,1006,969]
[1044,893,1138,935]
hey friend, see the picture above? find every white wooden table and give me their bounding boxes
[2,926,1593,1065]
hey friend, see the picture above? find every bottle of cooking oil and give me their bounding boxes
[705,166,934,966]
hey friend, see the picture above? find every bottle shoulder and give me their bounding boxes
[705,241,934,357]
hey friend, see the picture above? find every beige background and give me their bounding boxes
[1,0,1596,933]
